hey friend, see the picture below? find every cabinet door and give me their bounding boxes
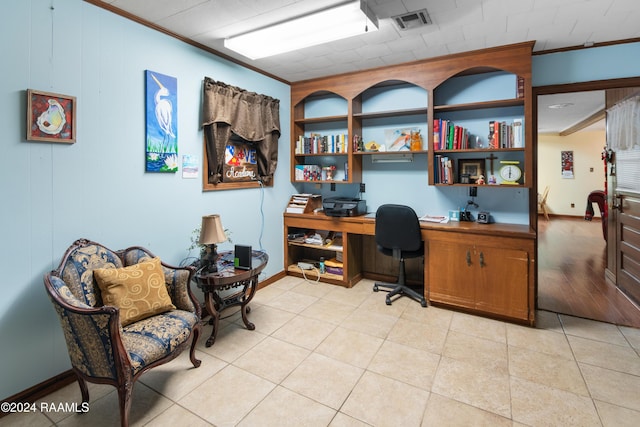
[428,241,475,309]
[475,246,529,320]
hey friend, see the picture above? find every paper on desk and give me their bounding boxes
[419,214,449,223]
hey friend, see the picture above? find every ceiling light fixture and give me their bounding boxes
[548,103,574,109]
[224,0,378,60]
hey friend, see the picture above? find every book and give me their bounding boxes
[516,76,525,98]
[513,119,523,148]
[419,215,448,223]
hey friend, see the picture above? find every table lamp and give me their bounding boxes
[198,214,226,273]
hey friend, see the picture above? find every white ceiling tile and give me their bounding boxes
[94,0,639,88]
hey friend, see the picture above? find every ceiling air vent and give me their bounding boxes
[392,9,432,31]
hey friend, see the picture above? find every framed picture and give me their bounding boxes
[27,89,76,143]
[458,158,484,183]
[145,70,178,173]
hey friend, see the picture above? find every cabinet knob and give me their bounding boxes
[479,252,485,267]
[466,250,471,266]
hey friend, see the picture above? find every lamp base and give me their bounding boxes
[200,244,219,273]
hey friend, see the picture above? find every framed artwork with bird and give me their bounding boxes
[26,89,76,143]
[145,70,178,173]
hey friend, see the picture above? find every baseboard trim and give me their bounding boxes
[258,270,286,289]
[0,370,76,419]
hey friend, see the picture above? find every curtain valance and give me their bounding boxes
[202,77,280,184]
[607,95,640,151]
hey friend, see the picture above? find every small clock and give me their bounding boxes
[499,161,522,185]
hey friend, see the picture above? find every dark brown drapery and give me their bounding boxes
[202,77,280,184]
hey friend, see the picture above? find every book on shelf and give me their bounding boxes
[433,118,469,150]
[295,134,347,154]
[285,193,322,214]
[513,119,523,148]
[294,164,322,181]
[488,119,524,149]
[516,76,525,99]
[433,155,454,184]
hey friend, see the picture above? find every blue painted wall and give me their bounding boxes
[533,42,640,86]
[0,0,292,399]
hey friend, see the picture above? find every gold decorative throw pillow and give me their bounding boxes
[94,257,175,326]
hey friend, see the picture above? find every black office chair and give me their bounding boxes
[372,204,427,307]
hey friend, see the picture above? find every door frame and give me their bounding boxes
[533,77,640,307]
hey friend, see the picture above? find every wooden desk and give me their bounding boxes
[284,212,536,325]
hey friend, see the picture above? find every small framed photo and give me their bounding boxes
[27,89,76,143]
[458,158,484,183]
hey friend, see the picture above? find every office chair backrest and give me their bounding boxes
[375,204,422,253]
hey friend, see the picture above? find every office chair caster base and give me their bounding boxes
[373,284,379,292]
[385,296,392,305]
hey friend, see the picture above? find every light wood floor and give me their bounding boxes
[537,216,640,328]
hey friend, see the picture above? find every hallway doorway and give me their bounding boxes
[537,217,640,327]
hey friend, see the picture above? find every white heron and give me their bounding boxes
[151,73,175,147]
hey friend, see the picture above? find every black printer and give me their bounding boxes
[323,197,367,217]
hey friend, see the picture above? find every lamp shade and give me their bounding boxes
[198,215,226,245]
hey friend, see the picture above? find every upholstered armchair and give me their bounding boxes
[43,239,201,427]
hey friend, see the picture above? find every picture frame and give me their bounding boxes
[27,89,76,143]
[458,158,484,183]
[145,70,178,173]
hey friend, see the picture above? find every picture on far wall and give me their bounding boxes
[145,70,178,173]
[26,89,76,143]
[561,150,574,179]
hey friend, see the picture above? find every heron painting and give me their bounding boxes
[145,70,178,172]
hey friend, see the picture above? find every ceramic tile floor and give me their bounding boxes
[3,277,640,426]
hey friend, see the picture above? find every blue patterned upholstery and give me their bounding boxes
[122,310,198,373]
[44,239,201,427]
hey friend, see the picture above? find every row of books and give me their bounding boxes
[433,119,470,150]
[433,118,524,150]
[433,155,455,184]
[295,134,348,154]
[488,119,523,149]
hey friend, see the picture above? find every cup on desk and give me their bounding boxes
[448,210,460,221]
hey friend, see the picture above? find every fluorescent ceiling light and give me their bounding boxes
[224,0,378,60]
[548,103,574,109]
[372,153,413,163]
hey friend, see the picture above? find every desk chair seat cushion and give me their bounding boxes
[375,204,423,258]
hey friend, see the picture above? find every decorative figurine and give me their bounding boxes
[476,174,485,185]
